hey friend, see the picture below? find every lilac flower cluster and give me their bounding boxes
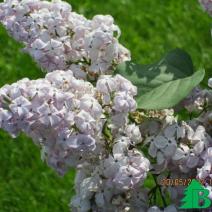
[141,85,212,208]
[0,0,211,211]
[0,0,130,78]
[72,148,150,211]
[0,70,103,174]
[0,69,150,210]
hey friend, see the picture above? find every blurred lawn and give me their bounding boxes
[0,0,211,211]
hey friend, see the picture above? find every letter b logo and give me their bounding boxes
[180,179,211,209]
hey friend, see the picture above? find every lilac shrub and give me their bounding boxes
[0,0,211,211]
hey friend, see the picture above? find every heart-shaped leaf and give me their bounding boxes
[116,49,205,109]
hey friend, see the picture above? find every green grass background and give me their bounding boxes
[0,0,211,211]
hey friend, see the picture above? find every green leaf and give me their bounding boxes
[116,49,205,109]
